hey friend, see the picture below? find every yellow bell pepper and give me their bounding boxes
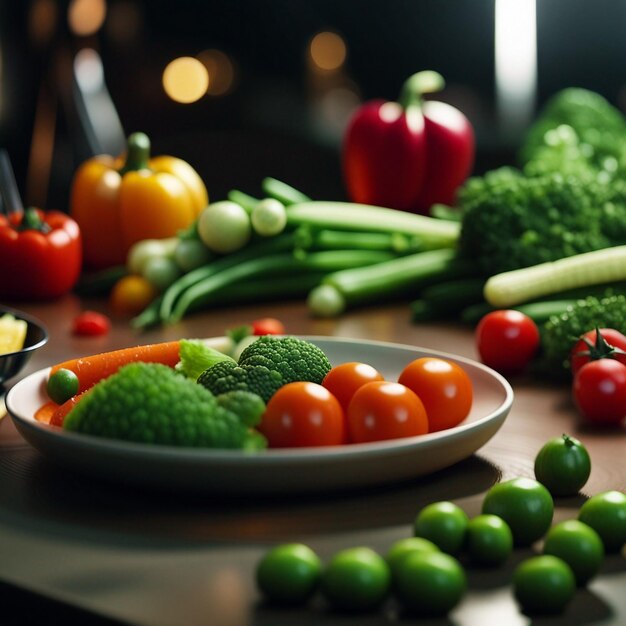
[70,132,208,270]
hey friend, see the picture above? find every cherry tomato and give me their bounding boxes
[398,357,473,432]
[577,490,626,553]
[475,310,540,375]
[72,311,111,337]
[573,359,626,426]
[347,381,428,444]
[533,434,591,496]
[259,382,345,448]
[570,328,626,374]
[322,362,384,413]
[251,317,285,336]
[413,501,469,554]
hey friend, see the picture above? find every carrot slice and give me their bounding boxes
[49,393,87,427]
[49,340,181,393]
[35,401,59,425]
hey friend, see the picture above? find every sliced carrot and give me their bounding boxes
[35,401,59,425]
[49,340,181,393]
[49,392,87,427]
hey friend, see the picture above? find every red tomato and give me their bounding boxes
[259,382,345,448]
[573,359,626,426]
[347,381,428,444]
[252,318,285,336]
[398,357,473,432]
[322,362,385,413]
[476,310,540,375]
[72,311,111,336]
[570,328,626,375]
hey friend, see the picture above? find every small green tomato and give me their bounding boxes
[256,543,321,605]
[197,201,251,254]
[251,198,287,237]
[142,256,181,291]
[466,514,513,566]
[47,368,79,404]
[413,501,469,554]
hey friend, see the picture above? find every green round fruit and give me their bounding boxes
[321,546,390,612]
[394,551,466,616]
[413,501,469,554]
[256,543,321,604]
[534,434,591,496]
[466,514,513,566]
[46,368,79,405]
[482,477,554,546]
[543,520,604,586]
[513,555,576,615]
[578,490,626,553]
[386,537,439,580]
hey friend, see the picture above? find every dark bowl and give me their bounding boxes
[0,305,49,386]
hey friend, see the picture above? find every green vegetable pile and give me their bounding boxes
[62,335,333,449]
[197,335,331,402]
[64,362,267,449]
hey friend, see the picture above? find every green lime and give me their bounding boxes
[543,520,604,586]
[534,434,591,496]
[513,555,576,615]
[46,368,79,405]
[466,514,513,566]
[482,477,554,546]
[413,501,469,554]
[578,490,626,553]
[256,543,321,604]
[321,546,390,612]
[394,551,466,616]
[386,537,439,581]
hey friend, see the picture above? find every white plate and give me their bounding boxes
[5,336,513,494]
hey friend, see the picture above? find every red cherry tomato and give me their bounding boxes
[398,357,473,432]
[322,362,385,413]
[476,310,540,375]
[72,311,111,336]
[259,382,345,448]
[347,381,428,444]
[573,359,626,426]
[570,328,626,375]
[251,318,286,336]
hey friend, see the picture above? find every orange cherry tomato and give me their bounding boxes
[322,362,385,413]
[259,382,346,448]
[347,381,428,444]
[398,357,473,433]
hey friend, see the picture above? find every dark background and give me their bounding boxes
[1,0,625,211]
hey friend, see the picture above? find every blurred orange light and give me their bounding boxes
[197,49,236,96]
[29,0,58,45]
[68,0,107,37]
[162,57,209,104]
[309,31,347,72]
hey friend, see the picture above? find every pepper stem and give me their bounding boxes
[398,71,445,110]
[119,132,151,175]
[19,207,51,233]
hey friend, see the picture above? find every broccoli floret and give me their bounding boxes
[540,295,626,375]
[216,390,266,427]
[520,88,626,176]
[457,168,626,274]
[63,362,266,450]
[197,336,331,402]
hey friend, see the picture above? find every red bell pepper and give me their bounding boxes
[342,71,475,215]
[0,207,82,300]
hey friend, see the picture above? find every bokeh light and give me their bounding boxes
[162,57,209,103]
[197,49,236,96]
[309,31,347,72]
[68,0,107,37]
[29,0,58,45]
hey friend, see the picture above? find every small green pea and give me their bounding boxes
[47,368,79,404]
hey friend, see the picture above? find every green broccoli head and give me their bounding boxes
[197,336,332,402]
[540,294,626,375]
[520,88,626,175]
[457,168,626,274]
[63,362,266,450]
[216,390,266,427]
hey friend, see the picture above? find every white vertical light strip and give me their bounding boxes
[495,0,538,136]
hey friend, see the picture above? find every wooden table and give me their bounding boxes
[0,294,624,625]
